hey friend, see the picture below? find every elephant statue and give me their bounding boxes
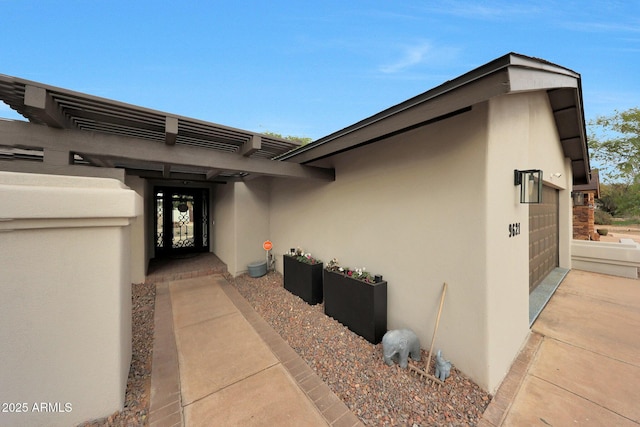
[435,349,451,381]
[382,329,421,368]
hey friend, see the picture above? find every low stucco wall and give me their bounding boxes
[0,171,141,427]
[124,175,147,283]
[572,239,640,278]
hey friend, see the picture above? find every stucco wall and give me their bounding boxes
[484,92,572,390]
[0,171,141,427]
[270,107,491,388]
[124,175,147,283]
[269,92,573,392]
[212,180,271,276]
[234,179,272,274]
[212,182,237,273]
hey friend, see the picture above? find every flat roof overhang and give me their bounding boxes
[0,75,335,182]
[276,53,591,185]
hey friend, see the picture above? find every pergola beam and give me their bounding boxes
[0,120,335,181]
[165,116,178,145]
[240,135,261,157]
[24,85,73,129]
[206,169,222,180]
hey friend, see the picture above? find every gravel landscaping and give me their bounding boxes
[77,268,490,426]
[228,271,491,427]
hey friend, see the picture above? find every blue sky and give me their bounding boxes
[1,1,638,140]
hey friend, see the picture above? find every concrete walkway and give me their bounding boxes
[148,272,362,427]
[481,269,640,426]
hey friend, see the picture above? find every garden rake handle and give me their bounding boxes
[425,282,448,375]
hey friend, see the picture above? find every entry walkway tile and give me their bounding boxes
[154,274,353,426]
[558,269,640,308]
[170,276,279,406]
[503,375,637,426]
[175,311,279,405]
[183,364,328,427]
[170,276,236,329]
[533,288,640,367]
[480,270,640,426]
[530,339,640,422]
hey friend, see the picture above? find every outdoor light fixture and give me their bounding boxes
[514,169,542,204]
[572,191,585,206]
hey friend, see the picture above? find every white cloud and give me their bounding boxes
[379,42,434,74]
[378,41,461,75]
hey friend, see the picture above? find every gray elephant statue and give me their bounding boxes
[435,349,451,381]
[382,329,421,368]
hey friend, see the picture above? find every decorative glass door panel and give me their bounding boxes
[172,194,195,249]
[155,187,209,256]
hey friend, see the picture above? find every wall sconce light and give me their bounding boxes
[572,191,585,206]
[514,169,542,203]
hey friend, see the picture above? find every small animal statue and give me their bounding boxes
[435,349,451,381]
[382,329,421,369]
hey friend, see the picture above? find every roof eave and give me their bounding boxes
[275,53,591,185]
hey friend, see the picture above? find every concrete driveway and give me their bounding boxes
[481,269,640,426]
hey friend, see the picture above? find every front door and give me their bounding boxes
[155,187,209,256]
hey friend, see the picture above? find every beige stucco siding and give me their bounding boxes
[234,179,271,274]
[124,175,147,283]
[0,172,140,426]
[213,182,237,273]
[485,92,572,390]
[205,90,574,392]
[270,107,491,388]
[212,180,271,276]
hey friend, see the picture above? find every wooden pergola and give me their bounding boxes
[0,75,334,182]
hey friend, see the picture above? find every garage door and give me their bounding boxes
[529,185,558,292]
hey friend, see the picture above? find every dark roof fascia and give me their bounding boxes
[573,169,600,196]
[275,53,586,168]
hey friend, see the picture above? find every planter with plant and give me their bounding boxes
[283,248,324,305]
[323,258,387,344]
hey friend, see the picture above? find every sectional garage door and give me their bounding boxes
[529,185,559,292]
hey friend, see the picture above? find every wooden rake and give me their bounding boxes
[408,282,448,387]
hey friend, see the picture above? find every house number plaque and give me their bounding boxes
[508,223,521,237]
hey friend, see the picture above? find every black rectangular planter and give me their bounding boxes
[323,269,387,344]
[283,255,324,305]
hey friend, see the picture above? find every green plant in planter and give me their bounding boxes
[326,258,380,283]
[597,228,609,236]
[289,247,321,265]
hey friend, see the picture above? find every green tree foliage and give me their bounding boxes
[597,183,640,216]
[262,131,313,146]
[589,107,640,184]
[589,108,640,217]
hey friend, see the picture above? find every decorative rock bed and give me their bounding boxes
[229,271,491,426]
